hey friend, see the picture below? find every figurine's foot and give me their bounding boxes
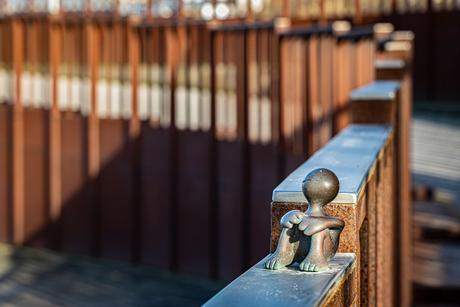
[263,253,292,270]
[299,257,328,272]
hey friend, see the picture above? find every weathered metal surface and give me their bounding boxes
[273,125,392,204]
[349,81,401,101]
[204,253,357,307]
[351,98,397,126]
[323,260,358,307]
[374,59,406,69]
[265,169,344,272]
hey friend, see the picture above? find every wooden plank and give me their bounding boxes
[247,30,258,144]
[216,30,247,281]
[333,39,352,134]
[99,119,133,261]
[0,104,12,243]
[216,138,246,280]
[214,32,226,141]
[98,21,134,261]
[248,29,279,266]
[57,23,92,255]
[23,109,48,248]
[248,142,279,266]
[280,37,292,155]
[176,129,213,276]
[292,37,303,155]
[176,25,213,277]
[60,113,92,254]
[86,21,100,257]
[12,18,25,246]
[319,33,333,148]
[307,34,320,156]
[140,27,172,268]
[139,125,173,267]
[48,22,62,250]
[128,20,142,263]
[0,21,13,244]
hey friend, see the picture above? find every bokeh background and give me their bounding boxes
[0,0,459,306]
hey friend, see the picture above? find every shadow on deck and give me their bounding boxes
[0,244,226,307]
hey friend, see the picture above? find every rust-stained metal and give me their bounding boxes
[323,263,358,307]
[264,169,345,272]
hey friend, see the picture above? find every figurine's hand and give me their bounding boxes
[280,210,305,229]
[298,219,309,233]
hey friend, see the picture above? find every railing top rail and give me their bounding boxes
[350,80,401,101]
[272,124,392,204]
[203,254,356,307]
[49,15,129,24]
[374,59,406,69]
[391,30,415,41]
[207,20,274,32]
[277,23,333,37]
[132,19,207,28]
[335,25,374,40]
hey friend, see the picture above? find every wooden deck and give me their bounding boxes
[412,113,460,210]
[411,109,460,306]
[0,244,225,307]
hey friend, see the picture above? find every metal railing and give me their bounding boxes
[205,79,410,306]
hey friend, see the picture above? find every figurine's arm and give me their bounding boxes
[280,210,305,229]
[299,217,345,236]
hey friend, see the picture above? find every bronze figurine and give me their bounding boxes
[264,168,345,272]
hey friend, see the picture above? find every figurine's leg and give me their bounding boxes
[299,230,330,272]
[263,227,298,270]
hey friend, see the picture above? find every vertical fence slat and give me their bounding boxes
[98,21,133,261]
[24,107,48,247]
[248,29,279,266]
[140,27,172,268]
[176,25,213,277]
[216,29,250,280]
[0,21,12,244]
[58,23,91,255]
[12,18,25,246]
[0,103,12,244]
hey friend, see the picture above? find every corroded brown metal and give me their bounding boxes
[264,169,345,272]
[323,263,358,307]
[376,45,413,307]
[352,98,397,125]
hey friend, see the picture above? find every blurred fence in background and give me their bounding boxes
[0,1,417,306]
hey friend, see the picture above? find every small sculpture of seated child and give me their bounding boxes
[264,168,345,272]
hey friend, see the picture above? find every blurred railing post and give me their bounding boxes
[351,80,411,307]
[373,36,414,307]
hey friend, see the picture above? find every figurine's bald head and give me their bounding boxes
[302,168,339,206]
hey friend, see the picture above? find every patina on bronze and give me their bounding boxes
[264,168,345,272]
